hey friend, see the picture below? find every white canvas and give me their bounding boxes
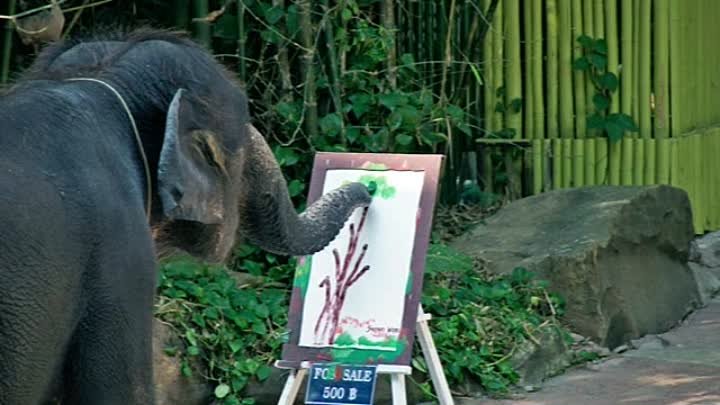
[298,169,425,350]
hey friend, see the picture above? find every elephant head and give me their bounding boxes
[25,29,373,263]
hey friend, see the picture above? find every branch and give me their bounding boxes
[191,0,235,23]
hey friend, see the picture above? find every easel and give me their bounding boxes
[275,305,455,405]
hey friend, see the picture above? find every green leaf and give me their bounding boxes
[577,34,594,48]
[592,38,608,55]
[319,113,343,137]
[395,134,414,146]
[599,72,618,91]
[341,7,352,22]
[256,365,272,381]
[346,127,361,143]
[605,119,625,143]
[587,113,605,130]
[399,53,417,72]
[592,94,610,111]
[378,93,409,109]
[265,6,284,24]
[508,98,523,114]
[588,53,607,70]
[214,383,231,399]
[573,56,590,71]
[187,346,200,356]
[273,146,299,166]
[349,93,373,118]
[288,179,305,198]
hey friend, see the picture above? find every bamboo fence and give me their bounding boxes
[396,0,720,234]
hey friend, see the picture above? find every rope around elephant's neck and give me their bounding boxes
[66,77,152,221]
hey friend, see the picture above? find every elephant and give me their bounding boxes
[0,28,372,405]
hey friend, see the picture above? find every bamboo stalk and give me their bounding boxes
[322,0,343,142]
[563,138,572,187]
[609,142,620,185]
[482,0,494,192]
[620,0,633,119]
[645,138,656,185]
[632,0,640,121]
[299,0,319,139]
[633,138,644,185]
[553,138,563,188]
[693,135,703,233]
[573,139,585,187]
[524,0,534,140]
[670,139,679,187]
[192,0,212,49]
[593,0,604,38]
[382,0,397,88]
[657,138,671,184]
[654,0,670,138]
[621,137,633,185]
[505,0,521,140]
[492,1,504,132]
[639,0,651,139]
[558,0,573,139]
[582,0,594,114]
[596,139,608,184]
[1,0,17,84]
[604,0,619,114]
[669,0,682,135]
[533,139,543,194]
[585,138,596,185]
[571,0,586,138]
[546,0,559,138]
[532,0,545,139]
[236,0,246,81]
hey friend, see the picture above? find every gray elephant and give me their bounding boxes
[0,28,371,405]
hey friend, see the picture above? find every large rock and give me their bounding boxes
[451,185,701,348]
[688,231,720,304]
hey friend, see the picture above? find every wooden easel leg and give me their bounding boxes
[277,368,307,405]
[390,374,407,405]
[416,305,455,405]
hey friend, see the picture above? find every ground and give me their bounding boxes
[461,297,720,405]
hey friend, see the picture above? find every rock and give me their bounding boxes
[688,262,720,305]
[153,319,212,405]
[690,231,720,267]
[509,327,572,385]
[612,344,629,354]
[451,185,702,348]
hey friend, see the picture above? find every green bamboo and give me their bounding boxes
[713,132,720,228]
[533,139,543,194]
[669,0,682,135]
[632,0,640,121]
[604,0,619,114]
[582,0,594,114]
[558,0,573,138]
[686,0,697,131]
[192,0,212,49]
[620,0,633,118]
[693,135,703,233]
[322,0,344,142]
[492,2,504,132]
[657,138,671,184]
[593,0,604,38]
[504,0,522,138]
[633,138,644,185]
[532,0,545,139]
[585,138,596,185]
[236,0,247,81]
[609,142,620,185]
[563,138,572,187]
[1,0,17,84]
[299,0,319,139]
[596,139,608,184]
[621,137,633,185]
[571,0,586,138]
[670,139,679,186]
[482,0,494,192]
[645,138,656,185]
[524,0,534,139]
[573,140,585,187]
[546,0,559,138]
[639,0,651,139]
[553,138,563,188]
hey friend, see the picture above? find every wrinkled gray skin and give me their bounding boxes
[0,29,371,405]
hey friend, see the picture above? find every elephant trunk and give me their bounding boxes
[240,124,372,256]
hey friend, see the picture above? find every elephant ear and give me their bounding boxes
[158,88,228,224]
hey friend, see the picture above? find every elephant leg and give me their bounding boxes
[61,251,157,405]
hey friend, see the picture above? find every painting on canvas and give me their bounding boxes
[279,153,443,367]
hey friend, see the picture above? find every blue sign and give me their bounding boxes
[305,363,378,405]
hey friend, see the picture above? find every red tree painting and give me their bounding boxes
[313,206,371,345]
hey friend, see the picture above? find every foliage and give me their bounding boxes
[155,256,293,405]
[415,243,566,395]
[573,35,639,142]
